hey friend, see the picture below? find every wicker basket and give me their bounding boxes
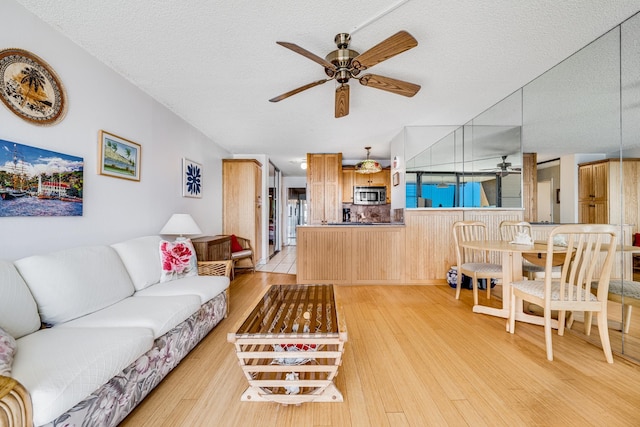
[197,260,232,278]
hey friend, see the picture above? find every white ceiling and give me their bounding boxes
[13,0,640,176]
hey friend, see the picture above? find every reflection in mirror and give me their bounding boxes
[402,11,640,360]
[405,124,522,208]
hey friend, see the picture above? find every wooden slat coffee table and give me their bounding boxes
[228,284,347,404]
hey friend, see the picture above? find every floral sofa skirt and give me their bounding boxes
[42,292,227,427]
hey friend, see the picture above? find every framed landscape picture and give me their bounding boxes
[98,130,141,181]
[182,158,202,198]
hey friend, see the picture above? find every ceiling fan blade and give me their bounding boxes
[358,74,421,97]
[276,41,337,71]
[269,79,332,103]
[351,31,418,71]
[335,84,350,118]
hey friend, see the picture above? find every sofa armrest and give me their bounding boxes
[198,260,232,318]
[197,260,232,278]
[0,375,33,427]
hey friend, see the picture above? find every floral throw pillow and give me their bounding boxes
[0,327,17,376]
[159,239,198,283]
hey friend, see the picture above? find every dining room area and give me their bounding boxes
[394,10,640,365]
[452,219,639,364]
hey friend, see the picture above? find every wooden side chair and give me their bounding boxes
[452,221,503,305]
[230,235,255,277]
[589,278,640,334]
[508,224,618,363]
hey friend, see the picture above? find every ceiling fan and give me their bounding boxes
[269,31,421,118]
[487,155,521,177]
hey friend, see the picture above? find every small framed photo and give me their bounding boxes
[393,171,400,186]
[98,130,141,181]
[183,158,202,198]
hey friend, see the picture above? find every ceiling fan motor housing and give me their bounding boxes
[324,33,360,82]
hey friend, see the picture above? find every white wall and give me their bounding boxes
[390,130,405,211]
[0,2,230,260]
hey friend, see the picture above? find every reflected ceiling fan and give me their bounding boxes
[482,156,521,177]
[269,31,421,118]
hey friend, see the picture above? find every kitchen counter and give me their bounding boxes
[318,222,405,227]
[296,224,406,284]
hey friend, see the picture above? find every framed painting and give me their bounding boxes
[0,48,67,126]
[393,171,400,186]
[182,158,202,198]
[98,130,141,181]
[0,139,83,217]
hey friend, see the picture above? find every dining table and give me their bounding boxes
[459,240,569,331]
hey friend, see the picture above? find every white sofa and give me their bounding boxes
[0,236,231,427]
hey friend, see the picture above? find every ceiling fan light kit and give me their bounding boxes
[355,146,382,174]
[270,31,421,118]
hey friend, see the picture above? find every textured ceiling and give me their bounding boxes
[13,0,640,176]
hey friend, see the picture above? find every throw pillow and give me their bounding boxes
[159,239,198,283]
[0,327,17,376]
[230,234,244,253]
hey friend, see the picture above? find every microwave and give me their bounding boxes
[353,186,386,205]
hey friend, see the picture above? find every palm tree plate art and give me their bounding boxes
[0,48,67,126]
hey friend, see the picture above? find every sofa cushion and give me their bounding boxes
[12,327,154,427]
[14,246,135,325]
[111,235,162,291]
[159,239,198,283]
[56,295,201,338]
[134,275,230,304]
[0,327,17,376]
[0,260,41,338]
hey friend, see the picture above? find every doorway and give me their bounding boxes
[537,179,553,223]
[268,162,281,258]
[286,188,306,246]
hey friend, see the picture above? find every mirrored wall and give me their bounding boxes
[404,12,640,361]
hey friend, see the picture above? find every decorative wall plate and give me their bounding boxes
[0,48,67,126]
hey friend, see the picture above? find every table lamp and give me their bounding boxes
[160,213,202,240]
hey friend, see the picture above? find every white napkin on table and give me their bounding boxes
[510,232,533,245]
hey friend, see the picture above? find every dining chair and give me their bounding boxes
[452,221,503,305]
[508,224,618,363]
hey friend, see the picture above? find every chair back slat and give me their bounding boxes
[499,220,532,242]
[549,225,617,303]
[453,221,489,265]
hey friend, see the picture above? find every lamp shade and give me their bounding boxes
[355,146,382,174]
[160,214,202,237]
[354,159,382,174]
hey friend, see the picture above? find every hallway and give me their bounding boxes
[256,245,296,275]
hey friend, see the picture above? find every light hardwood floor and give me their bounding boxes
[121,273,640,426]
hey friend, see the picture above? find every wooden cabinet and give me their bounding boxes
[342,167,391,203]
[578,159,640,229]
[341,168,354,203]
[307,153,342,224]
[191,235,231,261]
[222,159,262,263]
[578,160,610,224]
